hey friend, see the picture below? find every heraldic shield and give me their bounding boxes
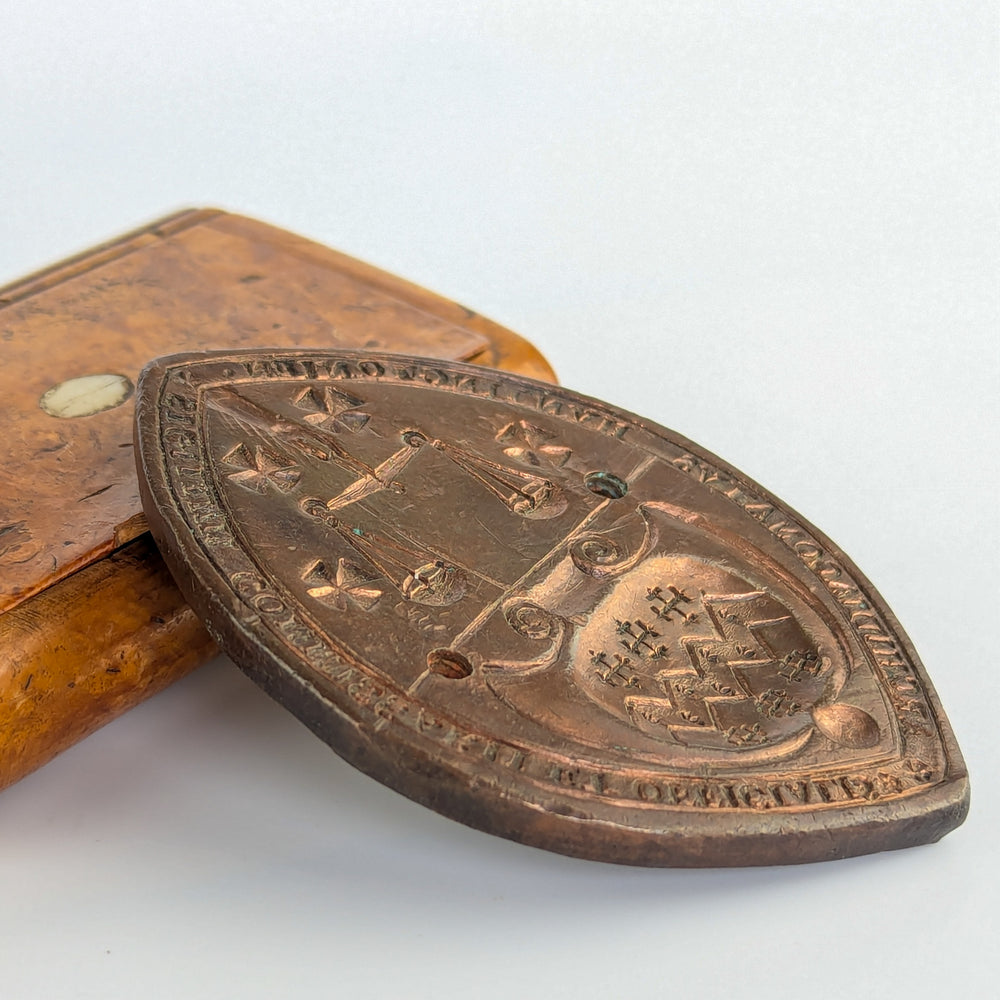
[135,350,968,866]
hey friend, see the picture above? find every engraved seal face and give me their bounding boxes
[135,350,968,866]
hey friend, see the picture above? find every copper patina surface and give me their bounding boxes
[135,349,968,866]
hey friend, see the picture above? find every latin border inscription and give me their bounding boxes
[153,352,949,813]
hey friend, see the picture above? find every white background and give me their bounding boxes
[1,3,996,998]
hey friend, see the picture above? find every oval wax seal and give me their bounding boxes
[134,349,968,866]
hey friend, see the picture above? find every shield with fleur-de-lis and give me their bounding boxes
[135,349,967,867]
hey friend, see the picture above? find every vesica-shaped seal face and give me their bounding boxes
[135,350,967,866]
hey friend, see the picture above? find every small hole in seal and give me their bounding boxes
[584,471,628,500]
[426,648,473,679]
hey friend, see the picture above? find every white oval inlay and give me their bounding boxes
[40,374,134,419]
